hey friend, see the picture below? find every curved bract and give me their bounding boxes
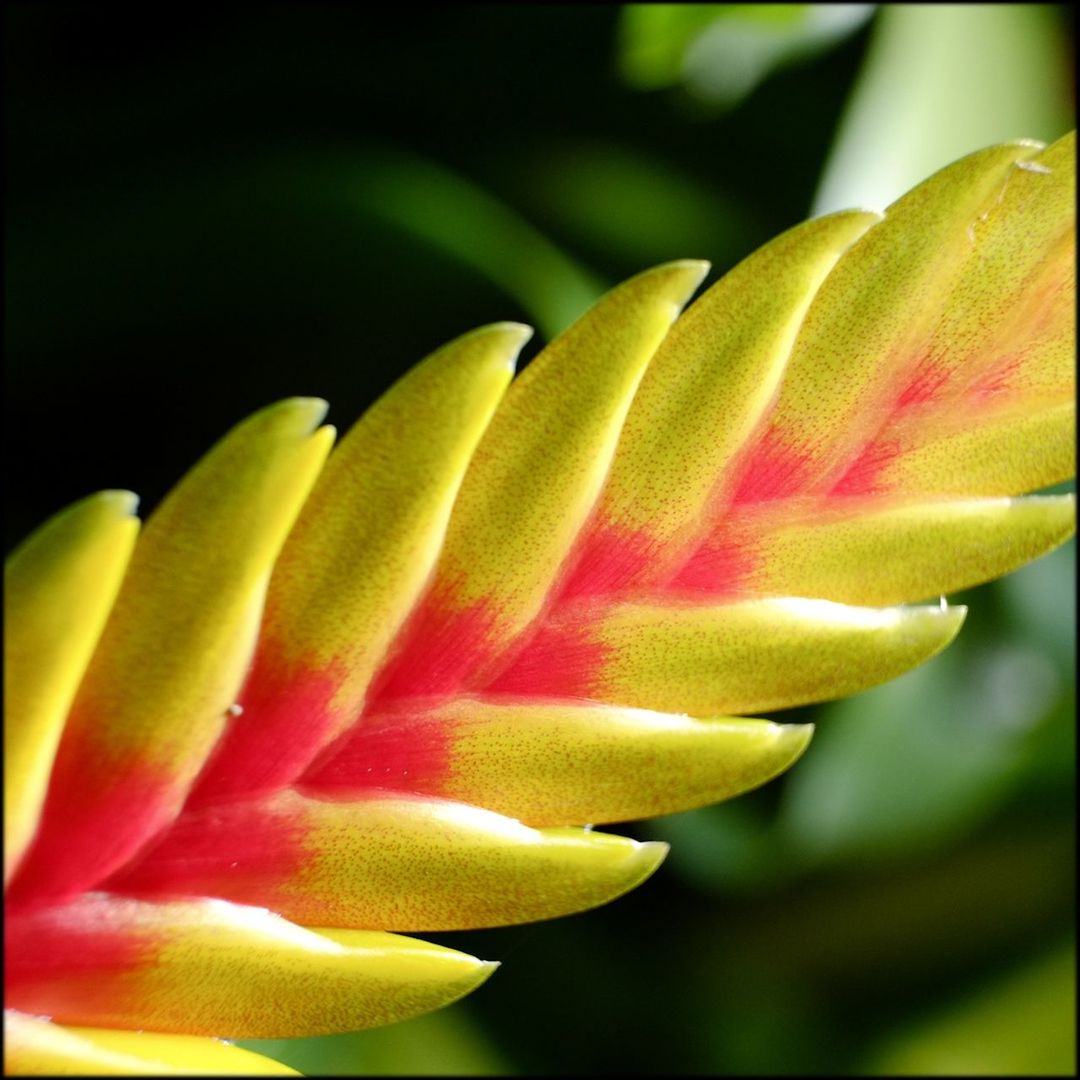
[4,133,1075,1075]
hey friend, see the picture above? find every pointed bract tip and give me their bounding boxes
[629,258,712,314]
[775,721,815,760]
[636,839,670,874]
[458,321,534,373]
[466,321,535,346]
[666,257,711,274]
[250,396,331,436]
[822,206,886,225]
[663,257,711,289]
[286,396,331,430]
[94,490,141,517]
[485,320,534,340]
[932,603,968,642]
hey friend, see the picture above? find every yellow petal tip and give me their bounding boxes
[95,489,141,516]
[776,720,815,759]
[631,839,670,883]
[477,959,501,981]
[928,603,968,646]
[653,258,711,305]
[278,396,330,431]
[484,319,534,341]
[446,321,535,376]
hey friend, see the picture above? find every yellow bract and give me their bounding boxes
[432,261,707,640]
[68,398,333,770]
[3,492,139,883]
[752,495,1077,605]
[3,1011,299,1075]
[765,143,1040,475]
[262,323,528,718]
[273,790,669,931]
[600,209,878,542]
[589,598,965,715]
[12,895,496,1039]
[427,700,813,826]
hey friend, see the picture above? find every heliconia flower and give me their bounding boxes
[4,133,1075,1075]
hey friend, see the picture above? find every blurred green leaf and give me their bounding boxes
[866,940,1076,1075]
[6,146,604,353]
[649,796,787,894]
[618,4,740,89]
[505,139,762,270]
[239,1002,509,1076]
[680,825,1074,1072]
[619,3,874,108]
[999,538,1077,672]
[814,4,1074,213]
[692,824,1074,987]
[352,149,605,338]
[777,629,1066,866]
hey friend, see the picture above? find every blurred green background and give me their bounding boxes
[5,4,1075,1075]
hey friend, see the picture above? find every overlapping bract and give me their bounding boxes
[4,134,1075,1075]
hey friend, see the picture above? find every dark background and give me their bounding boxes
[4,4,859,549]
[5,4,1075,1074]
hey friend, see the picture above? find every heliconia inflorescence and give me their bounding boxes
[4,133,1075,1075]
